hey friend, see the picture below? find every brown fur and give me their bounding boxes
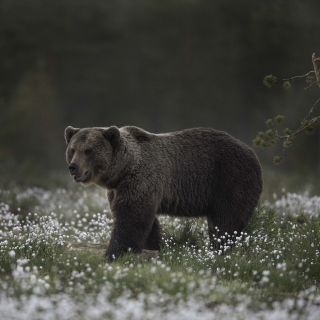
[65,126,263,261]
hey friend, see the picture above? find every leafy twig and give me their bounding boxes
[254,53,320,164]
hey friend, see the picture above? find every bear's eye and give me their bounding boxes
[85,149,93,156]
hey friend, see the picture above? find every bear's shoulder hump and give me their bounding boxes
[123,126,152,142]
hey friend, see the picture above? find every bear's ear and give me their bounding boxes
[103,126,120,150]
[65,126,80,144]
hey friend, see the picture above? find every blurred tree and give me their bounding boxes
[0,58,61,161]
[1,0,320,183]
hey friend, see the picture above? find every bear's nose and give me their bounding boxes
[69,163,78,175]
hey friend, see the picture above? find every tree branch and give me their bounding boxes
[305,80,319,90]
[282,70,315,82]
[312,53,320,87]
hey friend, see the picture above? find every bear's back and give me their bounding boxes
[154,128,257,165]
[125,127,262,217]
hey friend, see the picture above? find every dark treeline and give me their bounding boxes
[1,0,320,184]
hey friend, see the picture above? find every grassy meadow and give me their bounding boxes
[0,184,320,319]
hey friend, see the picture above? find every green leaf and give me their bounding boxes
[265,119,274,128]
[265,129,274,138]
[283,81,291,89]
[253,137,261,147]
[306,126,316,135]
[306,75,314,84]
[284,128,292,135]
[273,156,284,165]
[283,140,293,148]
[263,75,278,88]
[274,115,284,124]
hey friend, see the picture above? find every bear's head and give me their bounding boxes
[64,126,120,186]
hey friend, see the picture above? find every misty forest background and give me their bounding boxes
[1,0,320,188]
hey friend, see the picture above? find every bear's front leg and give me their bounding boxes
[106,208,156,261]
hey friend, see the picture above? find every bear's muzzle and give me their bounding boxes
[69,163,89,183]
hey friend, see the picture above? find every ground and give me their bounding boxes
[0,185,320,319]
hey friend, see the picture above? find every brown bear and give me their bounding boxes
[64,126,262,261]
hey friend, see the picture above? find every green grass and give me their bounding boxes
[0,186,320,319]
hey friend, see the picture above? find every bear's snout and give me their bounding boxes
[69,163,78,175]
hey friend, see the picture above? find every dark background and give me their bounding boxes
[1,0,320,186]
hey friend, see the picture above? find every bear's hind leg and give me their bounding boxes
[144,217,161,251]
[207,217,246,252]
[207,216,238,252]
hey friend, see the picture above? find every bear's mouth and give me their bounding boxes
[74,171,89,183]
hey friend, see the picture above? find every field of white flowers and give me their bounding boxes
[0,186,320,320]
